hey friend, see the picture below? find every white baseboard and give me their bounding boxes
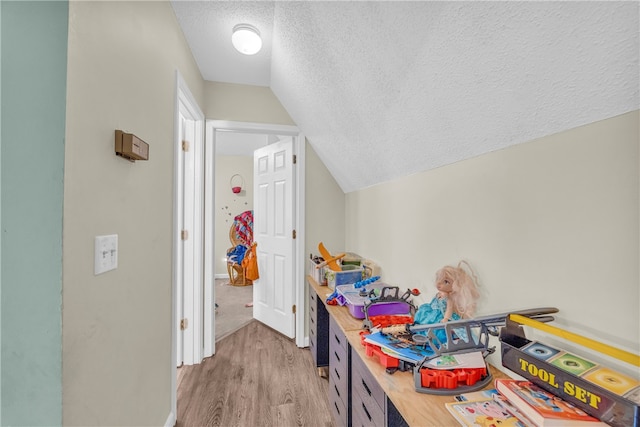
[165,411,176,427]
[214,273,228,279]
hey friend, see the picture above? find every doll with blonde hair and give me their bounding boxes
[414,260,480,326]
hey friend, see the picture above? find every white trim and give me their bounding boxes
[177,73,203,122]
[294,134,306,348]
[203,123,215,357]
[165,411,176,427]
[170,75,181,426]
[193,103,206,363]
[206,120,306,347]
[208,120,299,136]
[179,74,205,365]
[171,70,205,421]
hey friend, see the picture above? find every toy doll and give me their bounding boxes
[414,260,480,326]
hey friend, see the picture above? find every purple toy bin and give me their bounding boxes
[336,283,412,319]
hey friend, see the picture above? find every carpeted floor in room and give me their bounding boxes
[215,278,254,341]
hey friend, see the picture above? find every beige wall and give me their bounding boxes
[215,155,254,276]
[63,2,204,425]
[204,81,294,124]
[345,111,639,375]
[302,143,346,337]
[305,143,346,262]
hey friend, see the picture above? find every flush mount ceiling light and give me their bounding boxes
[232,24,262,55]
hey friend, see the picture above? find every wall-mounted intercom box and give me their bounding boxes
[115,130,149,162]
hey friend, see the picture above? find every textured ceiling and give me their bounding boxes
[172,1,639,193]
[172,0,274,86]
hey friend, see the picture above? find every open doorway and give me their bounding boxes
[173,117,306,424]
[212,131,266,340]
[204,120,307,349]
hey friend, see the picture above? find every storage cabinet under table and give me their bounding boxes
[351,345,408,427]
[329,316,351,426]
[309,281,329,372]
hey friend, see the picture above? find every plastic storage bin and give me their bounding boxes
[341,252,363,267]
[336,282,412,319]
[325,265,364,290]
[308,256,326,285]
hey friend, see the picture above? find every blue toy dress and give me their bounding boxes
[413,295,461,343]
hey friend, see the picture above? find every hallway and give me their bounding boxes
[177,320,333,427]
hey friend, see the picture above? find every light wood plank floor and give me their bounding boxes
[177,320,334,427]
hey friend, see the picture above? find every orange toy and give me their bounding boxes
[317,242,344,272]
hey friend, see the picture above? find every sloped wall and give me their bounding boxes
[346,111,639,374]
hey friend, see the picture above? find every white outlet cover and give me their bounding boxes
[94,234,118,275]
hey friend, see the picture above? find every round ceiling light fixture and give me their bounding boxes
[232,24,262,55]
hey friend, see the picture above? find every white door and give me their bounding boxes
[172,72,205,424]
[253,137,296,338]
[176,115,185,366]
[174,76,204,368]
[177,112,203,366]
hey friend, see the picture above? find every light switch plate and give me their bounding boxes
[95,234,118,275]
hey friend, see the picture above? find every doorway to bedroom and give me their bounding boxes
[213,130,265,340]
[213,126,304,342]
[206,119,306,350]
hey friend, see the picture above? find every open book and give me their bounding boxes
[446,395,531,427]
[495,379,607,427]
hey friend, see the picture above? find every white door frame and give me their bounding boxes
[170,71,205,427]
[205,120,306,348]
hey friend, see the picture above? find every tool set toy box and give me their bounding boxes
[500,314,640,427]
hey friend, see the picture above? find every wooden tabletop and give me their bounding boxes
[309,278,364,333]
[308,276,507,427]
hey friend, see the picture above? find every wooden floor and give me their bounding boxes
[177,320,334,427]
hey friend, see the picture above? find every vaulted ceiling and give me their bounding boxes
[171,1,639,193]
